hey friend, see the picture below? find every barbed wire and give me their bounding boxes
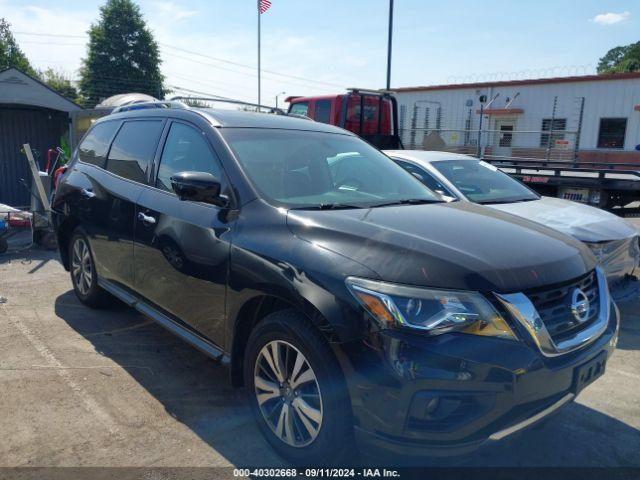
[445,65,596,85]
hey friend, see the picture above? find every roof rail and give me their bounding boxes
[111,100,188,113]
[169,96,286,114]
[169,96,314,121]
[109,95,314,121]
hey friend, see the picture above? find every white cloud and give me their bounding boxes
[151,1,197,21]
[0,1,93,77]
[591,11,631,25]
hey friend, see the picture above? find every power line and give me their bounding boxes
[14,30,347,90]
[17,32,336,94]
[167,71,284,99]
[18,40,85,46]
[162,51,330,93]
[14,31,86,38]
[160,43,346,89]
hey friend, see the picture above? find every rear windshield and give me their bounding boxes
[221,128,438,209]
[432,159,539,204]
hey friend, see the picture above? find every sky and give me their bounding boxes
[1,0,638,105]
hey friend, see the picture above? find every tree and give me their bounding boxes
[0,18,37,76]
[597,42,640,74]
[39,68,80,104]
[79,0,165,107]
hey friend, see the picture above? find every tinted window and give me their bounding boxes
[394,160,453,196]
[78,121,120,167]
[106,120,164,183]
[156,123,222,192]
[221,128,438,208]
[314,100,331,124]
[289,102,309,116]
[432,159,539,204]
[597,118,627,149]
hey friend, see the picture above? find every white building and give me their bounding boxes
[393,72,640,164]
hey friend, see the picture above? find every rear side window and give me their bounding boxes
[156,123,223,192]
[289,102,309,116]
[106,120,164,183]
[314,100,331,124]
[78,121,120,167]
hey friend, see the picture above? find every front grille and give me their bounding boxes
[527,271,600,343]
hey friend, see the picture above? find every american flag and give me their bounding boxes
[259,0,271,14]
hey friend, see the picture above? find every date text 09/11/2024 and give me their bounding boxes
[233,468,401,478]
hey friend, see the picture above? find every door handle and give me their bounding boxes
[80,188,95,199]
[137,212,157,226]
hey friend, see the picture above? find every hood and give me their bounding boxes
[287,202,595,293]
[487,197,638,243]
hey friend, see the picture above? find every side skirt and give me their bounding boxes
[98,279,231,366]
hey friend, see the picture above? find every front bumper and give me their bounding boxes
[336,302,619,457]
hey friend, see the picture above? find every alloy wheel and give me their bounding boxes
[71,238,93,296]
[254,340,323,447]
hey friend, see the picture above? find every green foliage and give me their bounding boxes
[38,68,80,104]
[0,17,37,76]
[58,136,72,165]
[597,42,640,74]
[79,0,166,107]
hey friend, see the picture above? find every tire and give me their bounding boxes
[244,309,354,465]
[68,229,110,308]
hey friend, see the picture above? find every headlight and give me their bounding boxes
[346,277,516,339]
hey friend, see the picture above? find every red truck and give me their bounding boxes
[286,88,403,150]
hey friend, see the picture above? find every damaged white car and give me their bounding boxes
[386,150,640,301]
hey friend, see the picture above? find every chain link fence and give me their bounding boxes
[398,95,586,163]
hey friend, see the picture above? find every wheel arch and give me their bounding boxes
[55,216,80,271]
[229,292,337,387]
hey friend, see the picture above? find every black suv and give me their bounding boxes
[53,103,619,464]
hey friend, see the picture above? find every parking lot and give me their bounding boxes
[1,231,639,468]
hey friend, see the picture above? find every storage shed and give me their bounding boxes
[0,67,82,207]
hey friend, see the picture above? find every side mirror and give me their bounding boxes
[170,171,227,207]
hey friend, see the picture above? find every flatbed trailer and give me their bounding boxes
[484,158,640,217]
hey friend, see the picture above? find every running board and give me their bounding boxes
[98,279,230,366]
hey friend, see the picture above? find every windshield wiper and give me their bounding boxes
[369,198,442,208]
[290,203,364,210]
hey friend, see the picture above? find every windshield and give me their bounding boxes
[431,159,539,204]
[221,128,440,208]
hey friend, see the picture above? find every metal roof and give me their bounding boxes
[392,72,640,94]
[0,67,82,112]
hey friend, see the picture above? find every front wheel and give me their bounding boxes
[244,310,354,465]
[69,230,110,308]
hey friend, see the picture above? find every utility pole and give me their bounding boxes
[275,91,286,109]
[257,0,261,106]
[386,0,394,90]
